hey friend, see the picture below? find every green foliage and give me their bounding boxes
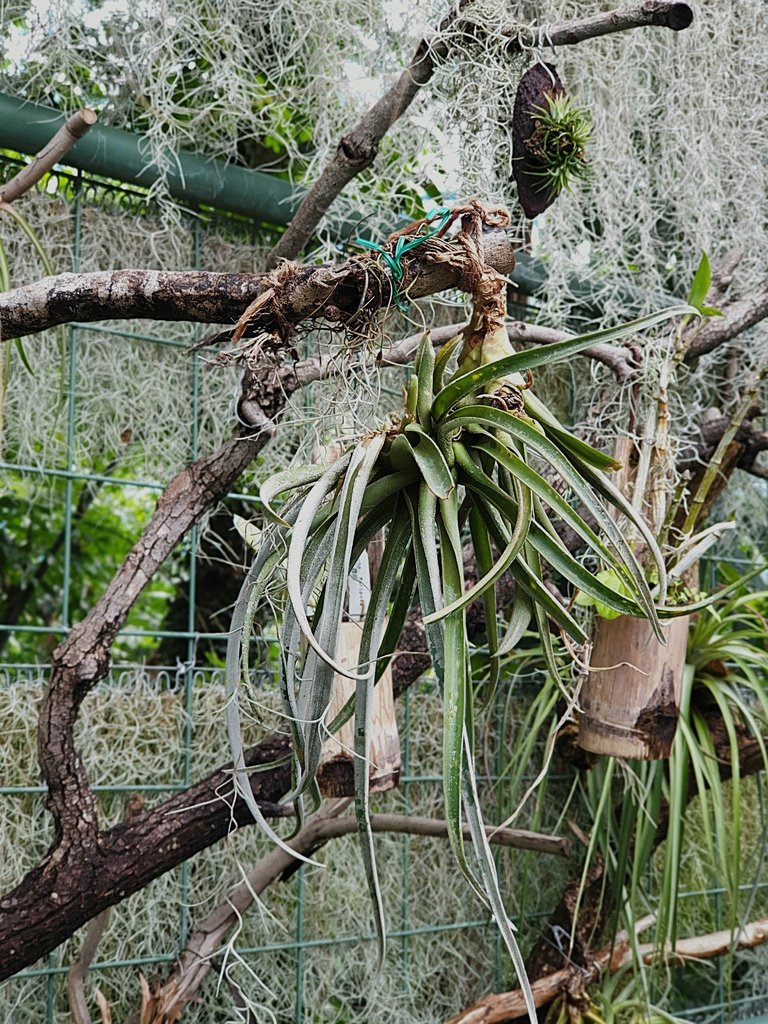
[225,302,688,1020]
[684,250,723,320]
[527,93,592,199]
[0,473,178,663]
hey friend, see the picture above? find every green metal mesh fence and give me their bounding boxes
[1,155,768,1023]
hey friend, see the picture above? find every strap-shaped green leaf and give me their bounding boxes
[280,519,339,792]
[523,391,622,471]
[415,331,435,429]
[468,434,620,568]
[225,535,321,865]
[468,492,588,641]
[437,507,484,900]
[569,456,668,608]
[287,435,385,680]
[454,444,641,616]
[374,547,417,683]
[425,454,531,623]
[405,422,454,499]
[528,521,643,617]
[405,484,445,680]
[468,507,500,708]
[461,733,538,1024]
[432,306,694,421]
[497,593,533,656]
[259,461,344,527]
[433,331,464,393]
[444,405,661,637]
[354,508,414,967]
[295,435,387,792]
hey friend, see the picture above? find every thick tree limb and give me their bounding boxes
[0,230,515,340]
[265,1,692,267]
[0,417,276,980]
[67,793,145,1024]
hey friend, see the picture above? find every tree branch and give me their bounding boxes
[0,109,97,205]
[265,1,692,268]
[684,277,768,360]
[513,1,693,48]
[287,319,635,396]
[138,805,569,1022]
[0,414,277,979]
[0,229,515,340]
[446,914,768,1024]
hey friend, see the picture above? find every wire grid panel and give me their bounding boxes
[0,161,519,1023]
[1,158,768,1023]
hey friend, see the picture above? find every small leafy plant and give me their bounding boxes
[226,269,693,1020]
[527,92,592,199]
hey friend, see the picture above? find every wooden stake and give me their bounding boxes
[316,620,401,797]
[310,441,401,797]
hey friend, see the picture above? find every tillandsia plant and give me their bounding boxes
[225,243,694,1019]
[526,92,592,200]
[512,62,591,219]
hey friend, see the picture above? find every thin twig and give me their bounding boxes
[138,805,569,1021]
[447,913,768,1024]
[290,319,633,392]
[682,370,768,533]
[0,109,97,204]
[509,1,693,48]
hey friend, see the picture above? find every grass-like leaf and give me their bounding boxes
[405,423,454,498]
[431,306,695,422]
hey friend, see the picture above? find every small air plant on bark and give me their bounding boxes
[527,92,591,198]
[225,239,693,1020]
[512,62,592,218]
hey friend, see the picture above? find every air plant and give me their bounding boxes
[527,92,592,199]
[225,268,693,1021]
[511,62,592,218]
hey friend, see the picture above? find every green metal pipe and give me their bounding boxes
[0,92,298,224]
[0,93,676,309]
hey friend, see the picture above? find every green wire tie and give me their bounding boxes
[355,206,453,310]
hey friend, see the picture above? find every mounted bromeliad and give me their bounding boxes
[225,209,695,1021]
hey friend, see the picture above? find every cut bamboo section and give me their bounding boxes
[578,613,690,760]
[316,621,401,797]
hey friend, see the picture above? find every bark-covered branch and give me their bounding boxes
[0,108,97,205]
[135,806,569,1022]
[684,276,768,360]
[286,318,635,397]
[514,1,693,48]
[0,229,515,340]
[0,269,266,339]
[265,1,692,267]
[447,914,768,1024]
[0,420,276,980]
